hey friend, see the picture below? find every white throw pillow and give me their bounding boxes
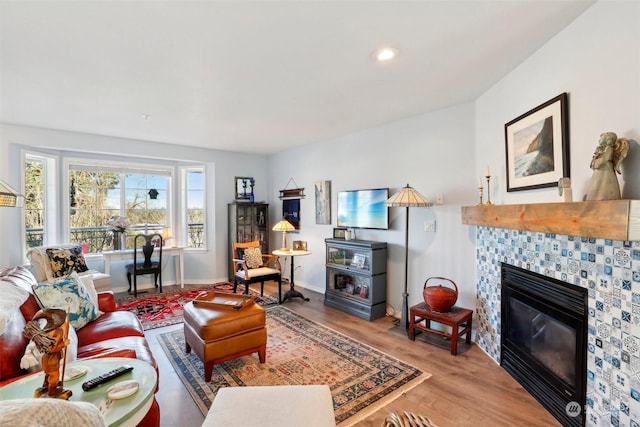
[0,280,30,335]
[26,247,54,282]
[0,399,106,427]
[20,325,78,371]
[78,274,100,308]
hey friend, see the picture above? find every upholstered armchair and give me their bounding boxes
[232,241,282,303]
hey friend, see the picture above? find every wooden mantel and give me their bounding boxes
[461,200,640,241]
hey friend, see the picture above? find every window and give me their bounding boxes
[184,167,205,248]
[23,150,208,254]
[24,152,57,250]
[24,156,46,248]
[69,163,171,253]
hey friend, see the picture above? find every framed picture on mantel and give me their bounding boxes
[505,93,569,192]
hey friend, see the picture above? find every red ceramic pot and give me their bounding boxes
[422,277,458,312]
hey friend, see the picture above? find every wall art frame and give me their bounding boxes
[234,177,253,201]
[315,180,331,225]
[283,198,300,230]
[505,92,569,192]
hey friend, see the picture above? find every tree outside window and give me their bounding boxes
[24,153,207,254]
[69,169,170,253]
[24,157,46,249]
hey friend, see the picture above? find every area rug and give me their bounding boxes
[115,282,278,330]
[157,306,430,426]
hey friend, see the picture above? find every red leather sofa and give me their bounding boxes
[0,266,160,426]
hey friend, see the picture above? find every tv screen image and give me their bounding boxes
[337,188,389,230]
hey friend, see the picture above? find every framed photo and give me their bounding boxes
[351,253,365,269]
[358,284,369,299]
[235,177,252,201]
[505,93,569,192]
[293,240,307,251]
[333,228,347,239]
[334,274,350,290]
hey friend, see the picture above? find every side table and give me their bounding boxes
[272,249,311,303]
[408,302,473,355]
[0,357,157,427]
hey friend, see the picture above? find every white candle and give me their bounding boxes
[478,177,483,188]
[486,165,491,176]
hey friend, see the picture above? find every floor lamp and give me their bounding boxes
[385,184,432,329]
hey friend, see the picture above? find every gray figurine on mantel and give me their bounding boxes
[586,132,629,201]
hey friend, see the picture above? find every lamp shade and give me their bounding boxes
[0,179,24,208]
[162,227,172,239]
[272,220,295,232]
[384,184,432,207]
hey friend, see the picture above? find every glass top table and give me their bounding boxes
[0,357,157,427]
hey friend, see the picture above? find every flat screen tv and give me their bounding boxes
[337,188,389,230]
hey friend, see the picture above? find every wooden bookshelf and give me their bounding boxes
[461,200,640,241]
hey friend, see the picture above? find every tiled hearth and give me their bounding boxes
[474,226,640,426]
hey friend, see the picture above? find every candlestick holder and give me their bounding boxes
[477,186,484,206]
[485,175,492,205]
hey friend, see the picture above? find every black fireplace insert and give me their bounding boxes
[501,263,587,426]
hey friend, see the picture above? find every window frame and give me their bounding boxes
[64,157,176,253]
[182,166,207,251]
[22,150,58,250]
[22,149,209,257]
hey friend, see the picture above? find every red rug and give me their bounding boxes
[115,283,278,330]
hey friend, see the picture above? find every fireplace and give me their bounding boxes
[501,263,587,427]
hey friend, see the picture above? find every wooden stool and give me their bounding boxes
[408,302,473,355]
[183,298,267,381]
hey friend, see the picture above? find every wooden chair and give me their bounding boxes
[126,233,163,297]
[232,241,282,303]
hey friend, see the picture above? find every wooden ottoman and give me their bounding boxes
[183,297,267,381]
[202,385,336,427]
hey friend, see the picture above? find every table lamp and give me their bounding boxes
[162,226,172,247]
[273,219,295,251]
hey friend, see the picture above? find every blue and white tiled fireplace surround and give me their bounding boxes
[475,226,640,426]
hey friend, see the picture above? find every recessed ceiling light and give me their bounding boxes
[373,47,398,62]
[142,114,151,120]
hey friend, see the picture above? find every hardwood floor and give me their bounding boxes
[135,283,560,427]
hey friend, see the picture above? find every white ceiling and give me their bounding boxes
[1,1,594,155]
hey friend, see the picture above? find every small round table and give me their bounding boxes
[0,357,157,427]
[272,249,311,303]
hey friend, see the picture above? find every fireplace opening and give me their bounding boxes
[501,263,587,427]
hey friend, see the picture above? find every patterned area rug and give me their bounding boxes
[157,306,430,426]
[115,282,278,330]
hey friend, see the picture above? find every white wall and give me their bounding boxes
[267,102,478,317]
[3,1,636,316]
[476,1,640,205]
[0,124,270,289]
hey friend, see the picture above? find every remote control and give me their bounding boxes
[82,365,134,391]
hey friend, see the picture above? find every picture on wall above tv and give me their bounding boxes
[337,188,389,230]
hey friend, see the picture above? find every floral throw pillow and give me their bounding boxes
[244,247,263,269]
[32,271,102,330]
[46,246,89,278]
